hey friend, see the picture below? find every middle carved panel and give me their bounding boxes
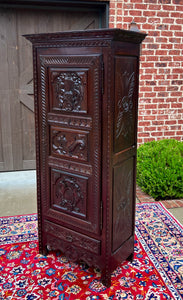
[51,127,89,162]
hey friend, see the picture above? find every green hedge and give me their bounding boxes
[137,139,183,200]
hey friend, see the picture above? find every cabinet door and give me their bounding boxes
[36,50,102,235]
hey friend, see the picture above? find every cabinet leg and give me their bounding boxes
[39,242,49,256]
[101,270,111,288]
[127,252,134,263]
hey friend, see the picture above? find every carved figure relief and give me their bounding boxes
[52,172,87,216]
[51,128,88,161]
[51,71,87,112]
[116,71,135,140]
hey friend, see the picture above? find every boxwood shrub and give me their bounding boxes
[137,139,183,200]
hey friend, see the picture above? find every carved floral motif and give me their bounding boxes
[54,174,85,214]
[116,71,135,139]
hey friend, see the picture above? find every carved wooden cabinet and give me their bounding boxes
[25,29,146,286]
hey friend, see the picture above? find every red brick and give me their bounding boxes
[139,121,151,126]
[156,50,170,56]
[165,120,177,125]
[144,92,156,97]
[146,56,159,62]
[116,16,122,22]
[134,17,147,23]
[129,10,142,16]
[143,10,156,17]
[141,62,155,68]
[163,5,176,10]
[158,103,170,109]
[170,91,182,96]
[156,37,168,43]
[140,75,153,80]
[151,132,163,136]
[171,12,181,18]
[154,86,166,92]
[161,31,173,36]
[163,18,175,24]
[152,120,164,125]
[157,92,169,97]
[161,44,173,49]
[109,9,116,15]
[159,80,170,85]
[135,4,147,9]
[164,131,176,136]
[145,104,157,109]
[149,4,162,10]
[172,80,183,85]
[123,17,133,23]
[157,11,170,17]
[140,86,153,92]
[167,86,179,91]
[169,37,181,43]
[174,0,183,4]
[144,126,157,131]
[171,103,182,108]
[159,55,172,61]
[147,44,159,49]
[124,3,133,9]
[174,31,183,37]
[170,25,182,31]
[176,18,183,24]
[138,132,150,137]
[144,116,156,120]
[117,2,123,8]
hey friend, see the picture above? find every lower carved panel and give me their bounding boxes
[45,233,100,269]
[51,169,87,218]
[44,220,101,255]
[112,158,134,253]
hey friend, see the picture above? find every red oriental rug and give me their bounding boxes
[0,203,182,300]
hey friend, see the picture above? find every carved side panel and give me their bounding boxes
[112,158,134,253]
[50,69,88,113]
[114,56,137,153]
[51,127,88,161]
[51,169,87,218]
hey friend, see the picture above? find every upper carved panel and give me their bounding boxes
[116,71,135,139]
[114,57,137,153]
[50,70,87,113]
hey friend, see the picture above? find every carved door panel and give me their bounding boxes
[37,50,102,235]
[0,8,101,171]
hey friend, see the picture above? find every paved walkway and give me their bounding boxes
[136,185,183,225]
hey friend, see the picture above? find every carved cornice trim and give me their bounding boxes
[24,28,146,46]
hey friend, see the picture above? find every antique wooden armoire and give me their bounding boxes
[25,29,146,286]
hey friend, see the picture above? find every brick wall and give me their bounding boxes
[109,0,183,145]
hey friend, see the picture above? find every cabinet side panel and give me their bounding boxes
[112,157,134,253]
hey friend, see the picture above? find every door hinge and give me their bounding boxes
[100,201,103,232]
[101,60,104,95]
